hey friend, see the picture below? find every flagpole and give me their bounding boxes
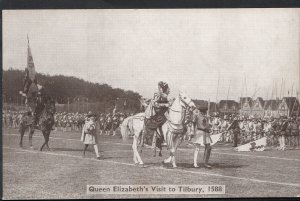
[87,98,88,113]
[67,97,70,113]
[208,99,210,116]
[271,80,274,99]
[226,80,231,115]
[215,72,220,115]
[263,87,269,118]
[275,80,278,99]
[280,77,283,99]
[244,75,247,97]
[27,34,29,45]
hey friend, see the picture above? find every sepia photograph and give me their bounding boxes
[2,8,300,199]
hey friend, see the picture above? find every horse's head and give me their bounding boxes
[178,91,196,110]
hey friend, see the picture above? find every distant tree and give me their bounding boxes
[3,69,142,112]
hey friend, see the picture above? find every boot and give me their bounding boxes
[193,148,199,168]
[203,145,212,169]
[83,145,88,157]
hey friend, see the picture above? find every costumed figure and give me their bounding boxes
[143,81,171,150]
[278,117,288,150]
[191,107,213,168]
[81,112,101,159]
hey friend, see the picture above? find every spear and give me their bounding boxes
[280,77,283,99]
[263,87,270,117]
[290,94,298,117]
[275,80,278,99]
[244,74,248,97]
[226,80,231,114]
[215,72,220,114]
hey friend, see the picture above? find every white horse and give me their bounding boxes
[121,92,195,168]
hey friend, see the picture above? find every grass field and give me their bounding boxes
[2,127,300,199]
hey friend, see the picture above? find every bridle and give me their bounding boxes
[179,95,193,110]
[168,95,193,113]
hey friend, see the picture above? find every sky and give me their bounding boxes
[3,9,300,101]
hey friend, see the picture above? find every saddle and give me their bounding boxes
[142,118,166,147]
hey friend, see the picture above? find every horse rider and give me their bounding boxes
[144,81,171,148]
[20,67,38,99]
[32,85,51,129]
[191,107,212,168]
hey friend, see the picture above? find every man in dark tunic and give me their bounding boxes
[143,81,171,148]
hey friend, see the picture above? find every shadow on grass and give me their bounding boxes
[52,147,85,152]
[99,156,128,160]
[143,162,246,170]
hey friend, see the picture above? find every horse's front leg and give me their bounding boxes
[162,129,173,164]
[41,130,51,151]
[40,131,47,151]
[170,135,183,168]
[158,147,162,157]
[152,132,157,157]
[29,127,34,149]
[132,134,144,166]
[19,126,25,147]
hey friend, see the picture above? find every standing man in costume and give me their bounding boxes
[230,117,240,147]
[278,117,288,150]
[81,112,101,160]
[191,107,213,168]
[144,81,171,151]
[32,85,48,129]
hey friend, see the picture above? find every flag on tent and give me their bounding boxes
[235,137,267,152]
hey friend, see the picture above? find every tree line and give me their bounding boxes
[3,68,142,113]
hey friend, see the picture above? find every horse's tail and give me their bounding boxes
[120,116,132,141]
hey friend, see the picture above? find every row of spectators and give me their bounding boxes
[3,109,300,149]
[3,110,129,135]
[185,114,300,149]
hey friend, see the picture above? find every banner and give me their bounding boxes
[193,132,224,147]
[27,37,36,82]
[235,137,267,152]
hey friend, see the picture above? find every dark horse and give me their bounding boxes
[19,96,56,151]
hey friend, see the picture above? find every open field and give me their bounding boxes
[2,127,300,199]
